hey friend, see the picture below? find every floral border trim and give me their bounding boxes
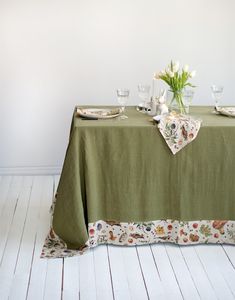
[41,219,235,258]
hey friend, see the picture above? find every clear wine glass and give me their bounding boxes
[137,84,151,113]
[211,85,223,108]
[183,89,194,114]
[117,89,129,119]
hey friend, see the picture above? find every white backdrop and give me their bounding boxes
[0,0,234,172]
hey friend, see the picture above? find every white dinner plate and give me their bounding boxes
[77,108,121,119]
[216,107,235,117]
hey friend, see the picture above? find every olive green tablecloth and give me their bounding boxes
[52,106,235,249]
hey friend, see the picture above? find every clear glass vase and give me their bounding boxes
[167,90,186,114]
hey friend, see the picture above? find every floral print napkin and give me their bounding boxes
[158,112,201,154]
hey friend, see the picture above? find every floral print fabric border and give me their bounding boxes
[41,219,235,258]
[158,112,201,154]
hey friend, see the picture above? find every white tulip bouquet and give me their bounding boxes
[154,61,196,113]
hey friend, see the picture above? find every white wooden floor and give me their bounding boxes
[0,176,235,300]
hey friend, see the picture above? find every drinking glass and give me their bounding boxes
[211,85,223,108]
[137,84,151,113]
[117,89,130,119]
[183,89,194,114]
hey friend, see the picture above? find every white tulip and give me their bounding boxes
[166,67,171,74]
[168,70,175,78]
[190,70,196,78]
[154,72,160,79]
[173,61,180,72]
[161,70,166,76]
[183,64,189,72]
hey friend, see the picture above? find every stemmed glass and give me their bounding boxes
[211,85,223,108]
[137,84,151,113]
[117,89,130,119]
[183,89,194,114]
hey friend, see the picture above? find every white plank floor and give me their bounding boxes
[0,176,235,300]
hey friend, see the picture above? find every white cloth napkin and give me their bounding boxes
[157,112,201,154]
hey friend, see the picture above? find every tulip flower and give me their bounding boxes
[190,70,196,78]
[172,61,180,73]
[183,65,189,72]
[154,72,160,79]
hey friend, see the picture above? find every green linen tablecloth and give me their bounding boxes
[52,106,235,250]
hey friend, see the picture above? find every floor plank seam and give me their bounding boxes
[222,245,235,270]
[0,178,22,266]
[25,232,37,300]
[61,258,64,300]
[107,246,116,300]
[179,246,202,299]
[135,246,150,300]
[42,253,49,299]
[13,179,34,274]
[0,176,13,217]
[92,249,98,300]
[193,246,221,297]
[217,245,235,299]
[164,245,184,300]
[150,245,162,281]
[218,262,235,299]
[121,247,132,299]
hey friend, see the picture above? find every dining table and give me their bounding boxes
[42,106,235,258]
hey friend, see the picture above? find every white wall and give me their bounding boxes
[0,0,235,172]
